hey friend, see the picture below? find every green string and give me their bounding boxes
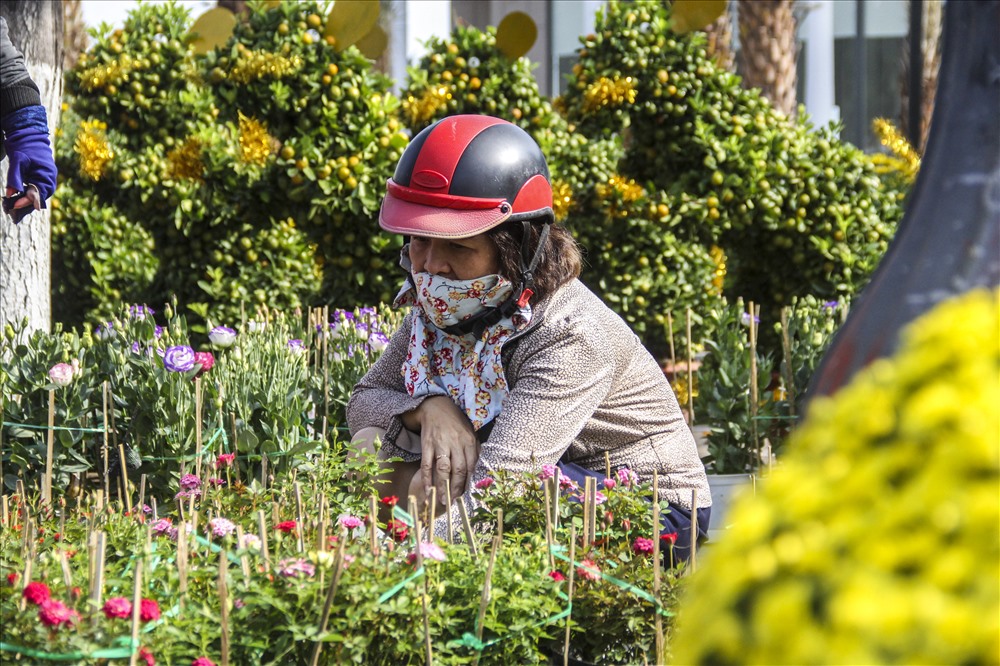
[376,566,425,604]
[551,548,672,617]
[139,427,226,462]
[457,603,572,651]
[391,504,415,527]
[0,637,136,661]
[1,421,106,433]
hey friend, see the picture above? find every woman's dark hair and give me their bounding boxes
[488,218,581,302]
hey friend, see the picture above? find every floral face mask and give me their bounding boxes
[408,271,515,332]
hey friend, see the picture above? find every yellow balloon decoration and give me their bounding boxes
[671,0,728,34]
[324,0,380,53]
[496,11,537,60]
[356,24,388,60]
[188,8,237,56]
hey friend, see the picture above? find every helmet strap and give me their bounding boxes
[515,219,550,308]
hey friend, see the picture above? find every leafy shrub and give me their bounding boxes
[673,288,1000,664]
[53,1,407,332]
[559,0,908,354]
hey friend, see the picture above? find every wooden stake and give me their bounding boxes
[235,525,251,581]
[652,472,663,665]
[218,548,230,666]
[177,521,188,598]
[137,475,147,515]
[691,488,699,573]
[294,482,305,553]
[543,482,555,570]
[428,486,437,532]
[551,472,560,531]
[18,556,32,612]
[195,378,203,480]
[128,560,143,666]
[310,535,346,666]
[563,525,577,666]
[473,536,501,666]
[257,510,270,564]
[780,307,796,418]
[686,308,695,424]
[413,517,434,666]
[43,389,55,505]
[369,494,379,557]
[118,443,132,515]
[102,382,110,498]
[445,479,453,545]
[667,311,676,377]
[604,451,611,481]
[749,301,760,468]
[458,498,478,561]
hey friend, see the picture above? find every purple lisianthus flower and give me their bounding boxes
[163,345,196,372]
[153,326,164,338]
[48,363,75,387]
[287,339,305,353]
[368,331,390,353]
[129,304,155,319]
[822,300,839,309]
[208,326,237,348]
[740,311,761,327]
[95,322,116,340]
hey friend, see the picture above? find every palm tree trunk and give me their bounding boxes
[900,0,943,153]
[736,0,798,117]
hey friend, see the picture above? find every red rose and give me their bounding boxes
[102,597,132,619]
[548,570,566,582]
[275,520,297,533]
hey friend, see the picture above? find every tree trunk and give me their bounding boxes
[0,1,61,334]
[62,0,88,72]
[736,0,798,117]
[900,0,943,154]
[703,3,735,73]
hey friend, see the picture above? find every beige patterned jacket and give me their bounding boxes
[347,279,712,533]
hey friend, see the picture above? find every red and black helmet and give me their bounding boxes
[379,115,554,239]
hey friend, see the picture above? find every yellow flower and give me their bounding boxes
[550,179,573,222]
[74,119,113,181]
[582,76,637,113]
[166,137,204,181]
[238,112,273,166]
[403,87,451,127]
[871,118,921,182]
[229,51,304,84]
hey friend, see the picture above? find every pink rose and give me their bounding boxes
[632,537,655,555]
[215,453,236,469]
[576,559,601,581]
[193,351,215,375]
[192,658,217,666]
[102,596,132,619]
[38,599,77,627]
[139,598,161,623]
[474,477,494,490]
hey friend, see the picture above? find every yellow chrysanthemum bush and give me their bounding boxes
[401,23,723,354]
[672,288,1000,664]
[53,0,406,331]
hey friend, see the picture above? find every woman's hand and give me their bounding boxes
[403,396,480,501]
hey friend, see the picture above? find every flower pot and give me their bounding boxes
[705,473,755,542]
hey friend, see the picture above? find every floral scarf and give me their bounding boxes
[393,256,532,432]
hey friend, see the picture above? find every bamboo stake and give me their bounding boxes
[177,521,188,599]
[686,308,695,424]
[780,307,796,418]
[428,486,437,532]
[652,472,663,665]
[413,517,433,666]
[543,482,555,570]
[218,548,230,666]
[749,301,761,469]
[257,510,270,565]
[294,482,305,553]
[445,479,453,545]
[195,378,203,481]
[551,471,560,531]
[235,525,251,581]
[473,536,502,666]
[563,525,577,666]
[310,535,346,666]
[43,389,55,505]
[102,382,110,498]
[691,488,700,573]
[1,495,8,528]
[369,494,379,556]
[118,443,132,515]
[457,498,478,561]
[604,451,611,481]
[581,481,590,546]
[18,555,32,612]
[667,311,676,377]
[137,475,147,515]
[128,561,143,666]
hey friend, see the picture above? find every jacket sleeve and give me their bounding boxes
[435,317,617,538]
[0,17,42,117]
[346,312,427,458]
